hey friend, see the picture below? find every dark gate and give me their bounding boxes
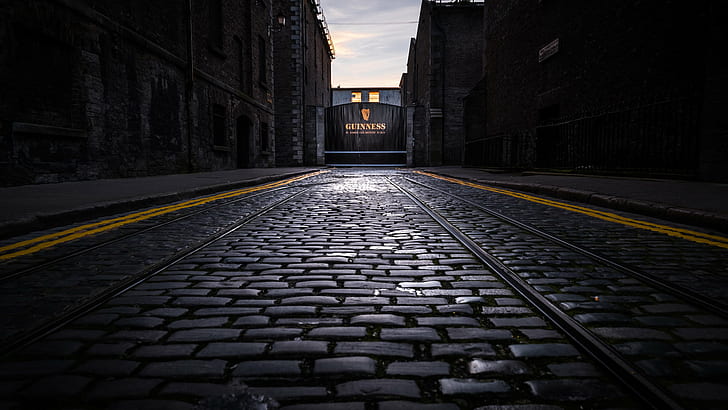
[325,102,405,166]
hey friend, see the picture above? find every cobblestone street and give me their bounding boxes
[1,169,727,409]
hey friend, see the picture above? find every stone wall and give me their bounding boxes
[405,1,484,166]
[0,0,275,186]
[473,0,728,179]
[273,0,332,166]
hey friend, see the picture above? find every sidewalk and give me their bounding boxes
[421,166,728,232]
[0,167,320,239]
[1,166,727,240]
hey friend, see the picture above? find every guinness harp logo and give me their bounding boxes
[361,108,371,122]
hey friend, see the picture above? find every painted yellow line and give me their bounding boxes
[0,171,326,261]
[414,170,728,250]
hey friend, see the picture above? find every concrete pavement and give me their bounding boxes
[1,166,726,240]
[0,168,319,239]
[421,166,728,232]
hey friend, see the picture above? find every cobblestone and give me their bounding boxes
[132,344,198,358]
[439,378,511,395]
[87,378,162,400]
[107,399,194,410]
[314,357,377,375]
[336,379,420,398]
[139,360,227,378]
[525,379,622,401]
[509,344,580,358]
[379,402,459,410]
[351,314,405,326]
[468,359,530,375]
[386,361,450,376]
[233,360,302,377]
[335,342,414,358]
[431,343,496,357]
[196,342,267,358]
[7,170,720,408]
[380,328,440,341]
[270,340,329,355]
[74,360,140,376]
[281,403,365,410]
[20,374,91,398]
[167,328,240,342]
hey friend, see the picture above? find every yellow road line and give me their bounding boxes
[414,170,728,250]
[0,171,326,261]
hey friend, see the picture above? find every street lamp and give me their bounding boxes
[277,13,286,28]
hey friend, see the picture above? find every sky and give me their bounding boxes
[319,0,422,88]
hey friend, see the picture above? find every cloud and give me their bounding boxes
[330,31,379,58]
[319,0,421,87]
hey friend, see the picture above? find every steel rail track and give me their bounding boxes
[389,178,684,410]
[0,185,295,283]
[1,188,310,357]
[404,176,728,318]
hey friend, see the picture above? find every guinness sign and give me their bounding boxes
[326,101,404,149]
[343,106,387,134]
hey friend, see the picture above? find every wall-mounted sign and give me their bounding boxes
[340,106,391,136]
[325,102,404,149]
[539,38,559,63]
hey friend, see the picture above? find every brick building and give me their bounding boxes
[332,88,401,106]
[0,0,278,186]
[272,0,334,166]
[403,0,484,166]
[465,0,728,181]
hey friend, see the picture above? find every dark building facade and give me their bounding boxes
[0,0,276,186]
[273,0,334,166]
[403,0,484,166]
[465,0,728,181]
[331,88,401,106]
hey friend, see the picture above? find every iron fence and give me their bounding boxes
[430,0,485,5]
[466,95,702,177]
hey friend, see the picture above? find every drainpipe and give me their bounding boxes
[300,0,307,166]
[185,0,195,172]
[432,7,447,166]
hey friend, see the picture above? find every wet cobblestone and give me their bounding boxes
[3,170,725,408]
[400,173,728,409]
[0,186,304,344]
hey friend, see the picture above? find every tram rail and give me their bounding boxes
[1,188,311,356]
[402,176,728,318]
[1,170,725,408]
[0,186,294,283]
[389,176,728,410]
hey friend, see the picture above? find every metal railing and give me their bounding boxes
[430,0,485,4]
[465,95,702,177]
[311,0,335,58]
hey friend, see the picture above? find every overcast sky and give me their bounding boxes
[319,0,422,88]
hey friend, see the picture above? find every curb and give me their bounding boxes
[426,171,728,233]
[0,170,319,241]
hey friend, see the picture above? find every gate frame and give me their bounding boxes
[324,102,413,167]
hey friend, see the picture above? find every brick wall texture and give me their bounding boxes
[404,1,484,166]
[464,0,728,180]
[0,0,284,186]
[273,0,332,166]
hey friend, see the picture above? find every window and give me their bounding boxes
[260,122,270,152]
[213,104,226,147]
[369,91,380,103]
[258,36,267,85]
[234,36,244,91]
[209,0,224,52]
[351,92,362,103]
